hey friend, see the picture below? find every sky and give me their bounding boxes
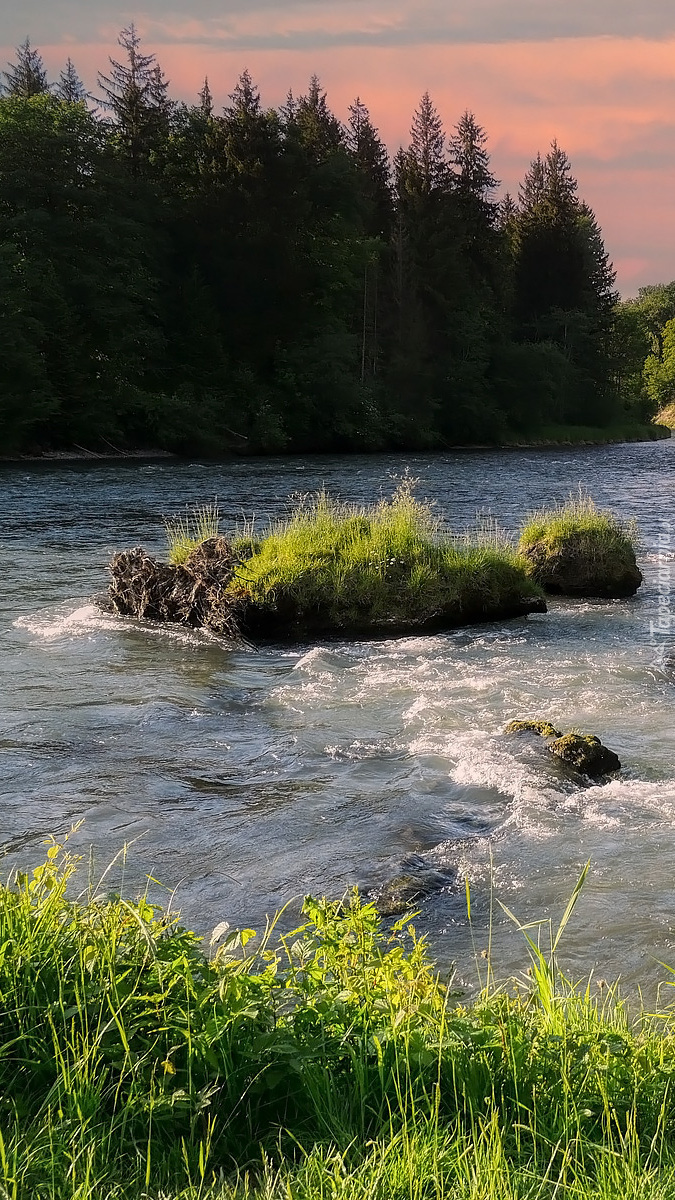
[3,0,675,295]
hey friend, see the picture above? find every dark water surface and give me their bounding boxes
[2,444,674,994]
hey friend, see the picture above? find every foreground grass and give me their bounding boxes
[228,485,542,633]
[4,843,675,1198]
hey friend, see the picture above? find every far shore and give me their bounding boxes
[0,423,670,464]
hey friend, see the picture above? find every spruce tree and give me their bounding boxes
[2,38,49,97]
[292,75,344,160]
[449,111,497,198]
[98,25,171,174]
[198,77,213,117]
[346,97,392,236]
[409,92,447,193]
[56,59,87,104]
[519,152,546,208]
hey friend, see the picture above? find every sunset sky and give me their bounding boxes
[4,1,675,295]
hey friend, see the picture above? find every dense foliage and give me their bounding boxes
[4,840,675,1198]
[0,32,656,454]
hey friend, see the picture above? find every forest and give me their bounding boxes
[0,31,671,455]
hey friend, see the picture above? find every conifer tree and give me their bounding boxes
[2,38,49,97]
[56,59,87,104]
[519,152,546,209]
[409,92,447,192]
[98,25,171,173]
[291,75,343,160]
[198,77,213,117]
[346,97,392,236]
[449,111,497,198]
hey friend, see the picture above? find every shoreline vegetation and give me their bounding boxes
[2,33,675,458]
[108,488,642,640]
[4,840,675,1200]
[0,422,670,464]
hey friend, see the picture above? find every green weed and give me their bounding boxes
[3,843,675,1198]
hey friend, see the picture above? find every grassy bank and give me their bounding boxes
[224,486,543,635]
[3,842,675,1199]
[505,421,671,447]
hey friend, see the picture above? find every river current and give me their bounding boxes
[1,443,674,995]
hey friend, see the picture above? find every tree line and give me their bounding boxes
[0,31,660,455]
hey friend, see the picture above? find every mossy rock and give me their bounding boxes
[505,719,561,739]
[548,733,621,778]
[373,868,453,917]
[519,528,642,598]
[505,719,621,778]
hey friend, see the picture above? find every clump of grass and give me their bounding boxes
[231,482,543,634]
[165,501,221,565]
[4,842,675,1198]
[518,490,642,597]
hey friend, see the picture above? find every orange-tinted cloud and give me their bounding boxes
[4,31,675,295]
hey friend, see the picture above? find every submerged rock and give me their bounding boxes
[108,537,242,638]
[548,733,621,778]
[519,531,642,598]
[373,868,453,917]
[505,719,561,739]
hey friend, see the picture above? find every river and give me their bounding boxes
[1,443,674,996]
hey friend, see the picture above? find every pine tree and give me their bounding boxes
[513,141,618,422]
[409,92,447,192]
[292,75,344,160]
[519,152,546,209]
[346,97,392,235]
[2,38,49,97]
[499,193,518,227]
[98,25,171,173]
[56,59,87,104]
[449,111,497,198]
[198,77,213,117]
[544,139,577,210]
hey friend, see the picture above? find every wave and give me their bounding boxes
[14,601,235,649]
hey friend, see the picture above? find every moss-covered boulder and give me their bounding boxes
[518,497,642,598]
[548,733,621,777]
[504,718,621,778]
[505,719,561,739]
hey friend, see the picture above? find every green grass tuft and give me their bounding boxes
[231,484,543,634]
[519,490,637,553]
[165,502,221,565]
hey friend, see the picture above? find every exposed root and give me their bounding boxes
[108,536,243,639]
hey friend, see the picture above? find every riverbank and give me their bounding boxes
[2,842,675,1200]
[0,423,668,463]
[504,420,671,447]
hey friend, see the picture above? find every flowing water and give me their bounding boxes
[1,443,674,996]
